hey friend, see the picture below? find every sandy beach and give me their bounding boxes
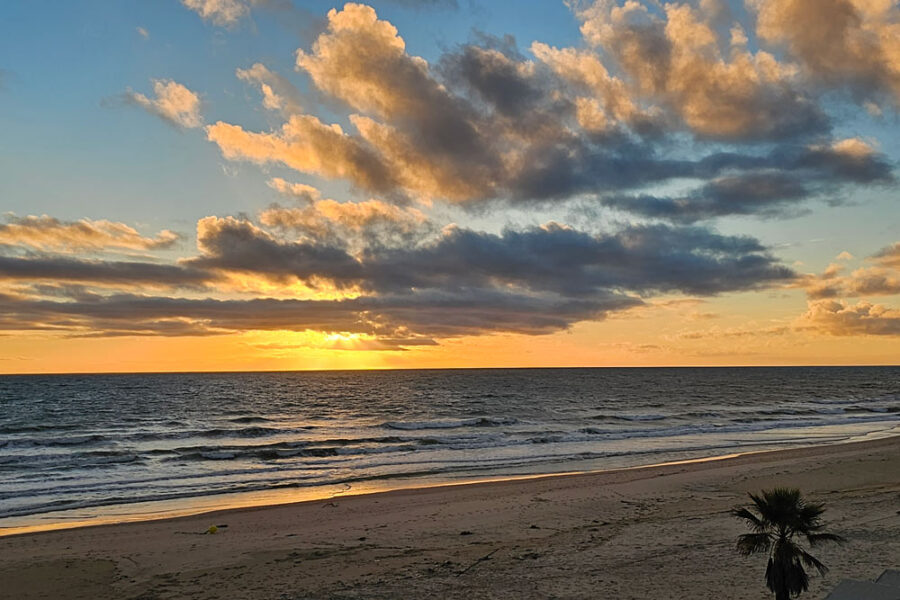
[2,436,898,600]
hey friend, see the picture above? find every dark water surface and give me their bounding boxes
[1,367,898,531]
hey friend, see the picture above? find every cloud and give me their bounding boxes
[799,299,900,336]
[294,3,501,201]
[801,242,900,298]
[211,5,687,203]
[603,139,894,222]
[530,41,664,134]
[187,216,795,298]
[752,0,900,107]
[796,138,894,183]
[188,216,364,285]
[872,242,900,268]
[677,325,792,340]
[236,63,304,116]
[0,255,212,288]
[260,196,431,249]
[569,0,828,141]
[252,335,438,352]
[0,288,638,340]
[200,3,894,214]
[367,223,795,297]
[267,178,322,203]
[206,115,398,195]
[604,172,809,223]
[0,214,180,253]
[843,267,900,296]
[181,0,249,26]
[440,42,547,118]
[125,79,203,128]
[0,205,796,342]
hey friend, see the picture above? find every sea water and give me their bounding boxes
[1,367,898,532]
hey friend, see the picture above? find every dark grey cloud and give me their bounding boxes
[603,141,895,223]
[186,218,795,298]
[439,39,550,118]
[364,223,795,297]
[0,255,213,287]
[187,217,362,285]
[0,215,795,342]
[0,288,638,343]
[788,142,895,183]
[603,172,810,223]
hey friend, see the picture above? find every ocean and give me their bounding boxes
[1,367,898,533]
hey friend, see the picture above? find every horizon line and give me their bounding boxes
[2,363,899,377]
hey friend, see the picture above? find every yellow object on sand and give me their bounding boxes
[206,525,218,534]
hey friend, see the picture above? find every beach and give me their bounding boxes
[2,435,898,599]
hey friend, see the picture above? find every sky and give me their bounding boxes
[0,0,899,373]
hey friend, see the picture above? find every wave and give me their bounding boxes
[844,405,900,414]
[589,413,668,422]
[3,425,321,448]
[2,434,110,449]
[381,417,518,430]
[5,413,897,473]
[227,416,274,424]
[3,433,864,521]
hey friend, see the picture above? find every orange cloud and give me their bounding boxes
[293,3,499,200]
[569,0,824,140]
[266,178,321,203]
[799,299,900,336]
[206,115,396,194]
[753,0,900,106]
[260,193,430,251]
[531,42,660,132]
[181,0,248,26]
[236,63,303,116]
[0,215,180,253]
[873,242,900,268]
[126,79,203,129]
[801,242,900,298]
[295,3,425,120]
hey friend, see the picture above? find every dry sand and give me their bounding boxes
[2,436,898,599]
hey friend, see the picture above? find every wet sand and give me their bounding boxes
[1,435,898,599]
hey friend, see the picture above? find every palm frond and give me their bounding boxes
[732,507,766,532]
[795,502,826,533]
[737,532,771,555]
[799,549,829,577]
[749,491,777,525]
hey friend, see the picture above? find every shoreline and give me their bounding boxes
[2,433,898,599]
[4,428,896,539]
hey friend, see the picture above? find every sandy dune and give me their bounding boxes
[1,436,898,599]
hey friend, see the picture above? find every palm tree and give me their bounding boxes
[732,488,844,600]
